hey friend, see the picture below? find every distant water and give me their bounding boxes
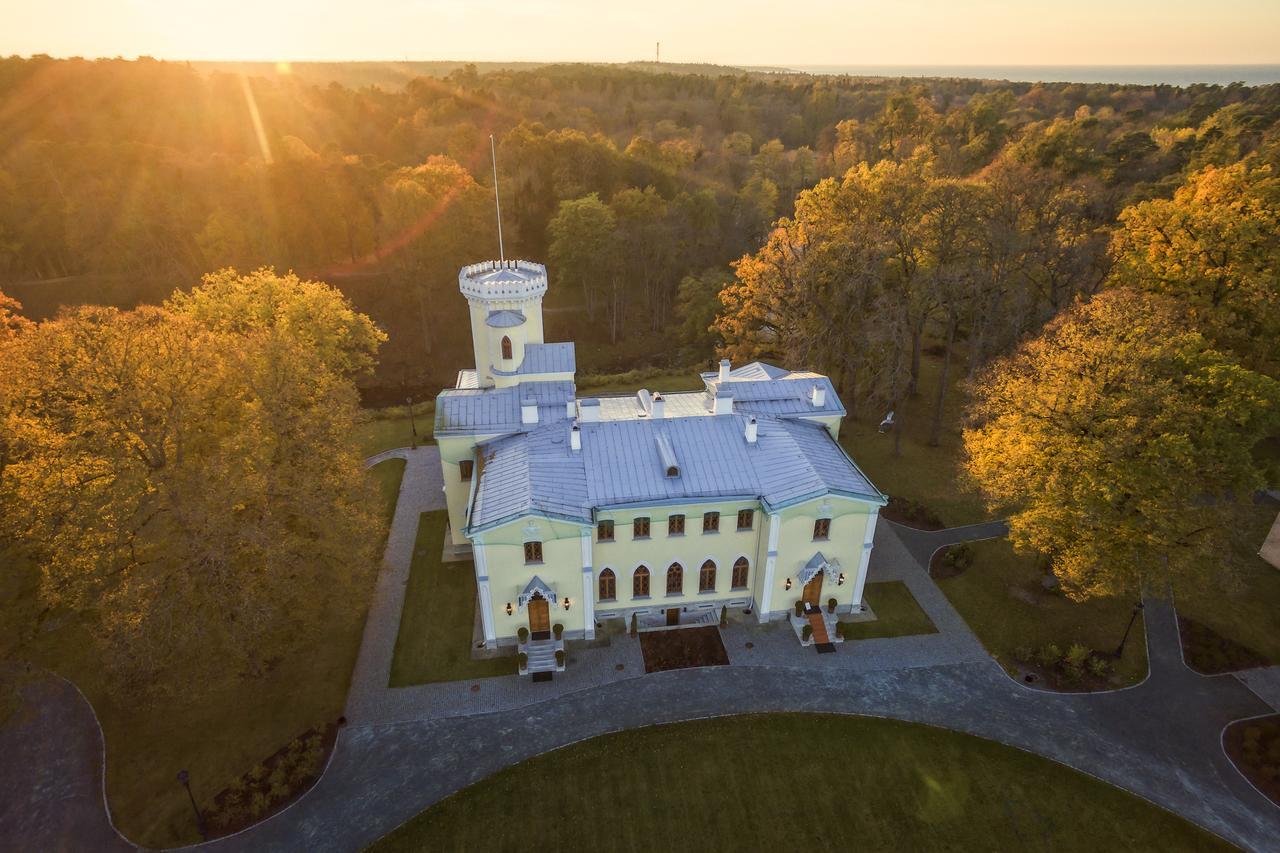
[791,65,1280,86]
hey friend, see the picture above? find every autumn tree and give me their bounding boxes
[964,289,1280,600]
[1110,161,1280,372]
[0,270,385,697]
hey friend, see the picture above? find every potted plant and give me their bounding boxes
[517,651,528,672]
[801,624,813,642]
[555,649,565,668]
[827,597,837,614]
[719,605,727,628]
[794,600,805,617]
[517,627,529,644]
[629,613,638,636]
[552,623,564,640]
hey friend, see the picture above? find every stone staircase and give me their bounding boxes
[520,638,564,675]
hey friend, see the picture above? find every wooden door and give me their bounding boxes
[666,607,680,626]
[802,573,823,608]
[529,596,550,639]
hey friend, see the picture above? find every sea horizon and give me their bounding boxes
[789,64,1280,86]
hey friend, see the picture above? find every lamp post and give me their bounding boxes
[406,395,418,450]
[1114,600,1145,658]
[176,769,207,841]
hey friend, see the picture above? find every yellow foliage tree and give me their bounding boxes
[0,271,385,697]
[963,289,1280,600]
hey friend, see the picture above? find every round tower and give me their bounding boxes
[458,260,548,388]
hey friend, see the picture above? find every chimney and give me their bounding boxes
[745,416,758,444]
[570,423,581,451]
[718,358,731,382]
[651,393,665,419]
[713,388,733,416]
[566,399,576,418]
[521,397,538,425]
[579,398,601,423]
[810,384,826,408]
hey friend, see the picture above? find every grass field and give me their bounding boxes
[938,539,1149,686]
[841,581,938,640]
[355,404,435,458]
[389,511,512,686]
[839,349,987,527]
[369,714,1228,853]
[369,458,406,532]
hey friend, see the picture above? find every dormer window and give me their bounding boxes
[501,336,513,360]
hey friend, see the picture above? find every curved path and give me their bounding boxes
[4,449,1279,851]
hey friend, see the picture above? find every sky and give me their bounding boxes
[1,0,1278,66]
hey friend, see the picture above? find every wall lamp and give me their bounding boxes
[837,573,846,586]
[563,597,572,610]
[505,602,513,616]
[784,578,792,591]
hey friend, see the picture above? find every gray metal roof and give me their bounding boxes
[435,380,575,435]
[485,309,526,328]
[468,412,883,532]
[491,342,576,377]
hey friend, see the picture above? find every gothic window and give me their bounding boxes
[699,560,717,592]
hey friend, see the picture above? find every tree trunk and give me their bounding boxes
[908,322,923,396]
[928,316,956,447]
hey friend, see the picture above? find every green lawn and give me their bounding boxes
[354,403,435,458]
[368,714,1227,853]
[841,581,938,640]
[839,347,986,526]
[937,539,1148,686]
[389,511,512,685]
[1173,503,1280,667]
[368,458,406,531]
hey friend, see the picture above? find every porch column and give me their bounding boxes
[757,512,781,623]
[580,530,595,640]
[852,508,878,609]
[473,540,497,648]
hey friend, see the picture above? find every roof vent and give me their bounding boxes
[566,399,576,418]
[636,388,652,417]
[718,358,731,382]
[810,384,826,408]
[579,398,601,423]
[570,423,581,452]
[521,397,538,425]
[655,433,679,478]
[713,388,733,416]
[745,416,758,444]
[652,393,665,419]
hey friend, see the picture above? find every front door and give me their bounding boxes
[802,573,823,609]
[529,595,551,639]
[666,607,680,626]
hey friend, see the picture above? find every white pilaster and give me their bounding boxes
[473,540,497,648]
[580,530,595,640]
[852,508,878,609]
[757,512,781,622]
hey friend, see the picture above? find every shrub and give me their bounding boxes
[885,496,943,529]
[249,791,271,818]
[516,652,528,670]
[795,600,805,617]
[1036,643,1063,667]
[944,543,974,572]
[553,622,564,639]
[629,613,637,636]
[827,597,837,614]
[801,624,813,641]
[517,627,528,643]
[555,649,565,667]
[719,605,727,627]
[1087,656,1111,677]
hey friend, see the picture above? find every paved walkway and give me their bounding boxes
[0,664,131,852]
[6,462,1280,851]
[888,518,1010,568]
[348,447,446,722]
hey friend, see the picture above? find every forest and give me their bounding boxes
[2,55,1277,403]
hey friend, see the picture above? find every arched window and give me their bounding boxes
[732,557,749,589]
[699,559,717,592]
[599,568,616,601]
[633,565,650,597]
[666,562,683,595]
[501,336,513,360]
